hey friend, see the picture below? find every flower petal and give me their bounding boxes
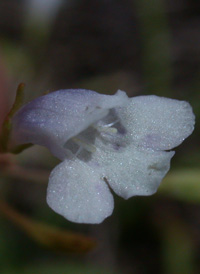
[46,158,114,224]
[12,89,128,159]
[116,95,195,150]
[94,145,175,199]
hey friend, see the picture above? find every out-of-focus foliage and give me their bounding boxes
[0,200,96,253]
[1,263,114,274]
[0,0,200,273]
[160,169,200,203]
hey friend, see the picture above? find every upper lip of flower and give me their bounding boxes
[10,89,195,224]
[11,89,129,160]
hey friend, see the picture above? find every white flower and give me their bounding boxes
[12,89,195,224]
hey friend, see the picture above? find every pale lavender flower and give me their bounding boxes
[11,89,195,224]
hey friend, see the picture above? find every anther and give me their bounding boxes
[71,137,96,153]
[92,125,118,134]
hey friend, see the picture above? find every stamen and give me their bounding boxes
[92,124,118,134]
[74,146,83,157]
[102,120,120,127]
[71,137,96,153]
[98,126,118,134]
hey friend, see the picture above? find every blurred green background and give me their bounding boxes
[0,0,200,273]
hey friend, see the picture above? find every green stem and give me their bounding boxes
[0,83,25,153]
